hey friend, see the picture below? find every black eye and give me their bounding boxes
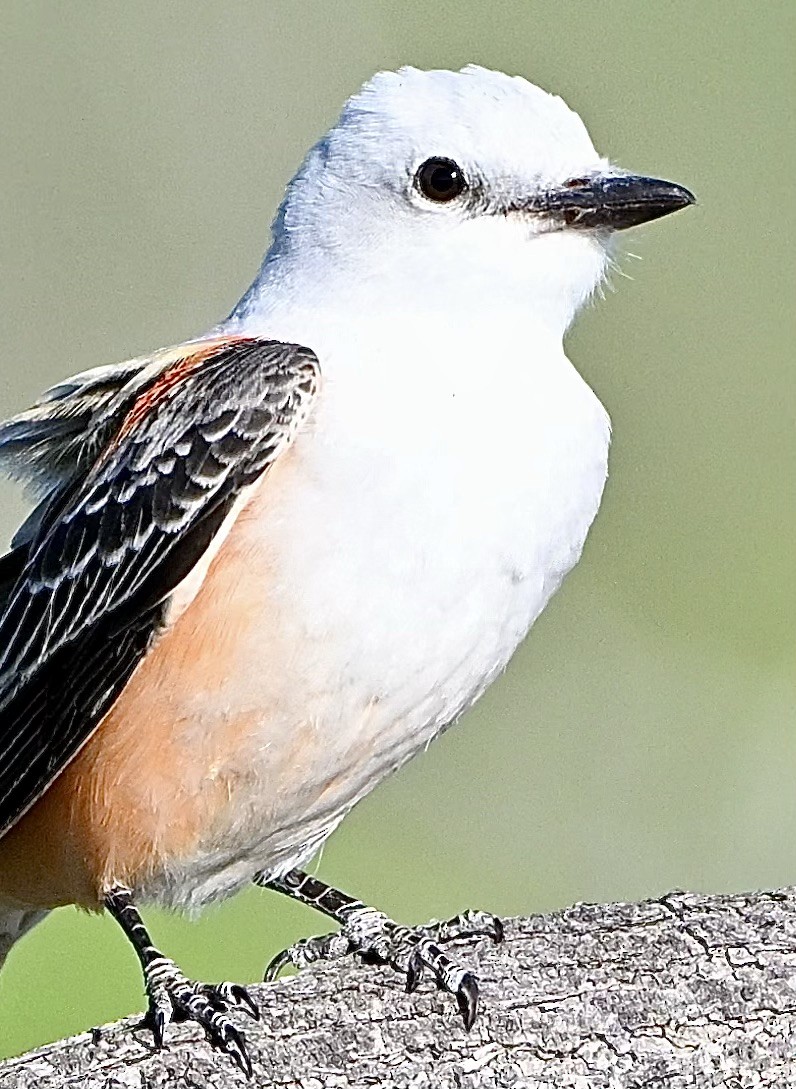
[415,157,467,203]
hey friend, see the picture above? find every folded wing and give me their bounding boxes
[0,336,319,836]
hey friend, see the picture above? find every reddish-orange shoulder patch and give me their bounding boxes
[112,335,253,448]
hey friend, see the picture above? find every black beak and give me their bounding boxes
[533,174,695,231]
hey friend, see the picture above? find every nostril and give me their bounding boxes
[563,177,590,189]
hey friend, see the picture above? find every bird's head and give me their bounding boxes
[254,66,694,335]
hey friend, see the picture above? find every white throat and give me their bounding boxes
[227,214,610,349]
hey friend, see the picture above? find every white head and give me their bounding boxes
[233,66,692,336]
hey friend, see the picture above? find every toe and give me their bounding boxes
[227,983,261,1021]
[204,982,260,1021]
[437,909,504,945]
[212,1020,253,1079]
[265,931,354,981]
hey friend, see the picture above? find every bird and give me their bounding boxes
[0,65,693,1074]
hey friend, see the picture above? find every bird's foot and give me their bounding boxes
[106,884,258,1075]
[142,956,259,1076]
[265,907,503,1030]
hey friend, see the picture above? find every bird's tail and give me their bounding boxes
[0,906,49,970]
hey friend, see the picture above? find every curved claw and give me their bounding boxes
[264,946,293,983]
[215,1022,253,1079]
[150,1006,167,1050]
[405,948,424,994]
[456,972,479,1032]
[230,984,261,1021]
[215,981,260,1021]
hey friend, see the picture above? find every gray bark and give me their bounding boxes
[1,889,794,1088]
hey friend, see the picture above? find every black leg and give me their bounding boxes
[105,885,259,1076]
[253,868,503,1030]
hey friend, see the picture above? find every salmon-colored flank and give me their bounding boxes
[0,448,301,911]
[0,333,285,911]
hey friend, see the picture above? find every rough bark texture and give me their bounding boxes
[1,889,794,1088]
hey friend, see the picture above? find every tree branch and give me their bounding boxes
[1,889,794,1088]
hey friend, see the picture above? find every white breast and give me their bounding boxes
[307,313,607,690]
[151,308,610,908]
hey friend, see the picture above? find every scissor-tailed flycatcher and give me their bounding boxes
[0,66,693,1073]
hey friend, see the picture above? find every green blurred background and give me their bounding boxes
[0,0,793,1060]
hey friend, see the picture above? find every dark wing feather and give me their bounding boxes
[0,544,28,604]
[0,336,319,836]
[0,354,168,500]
